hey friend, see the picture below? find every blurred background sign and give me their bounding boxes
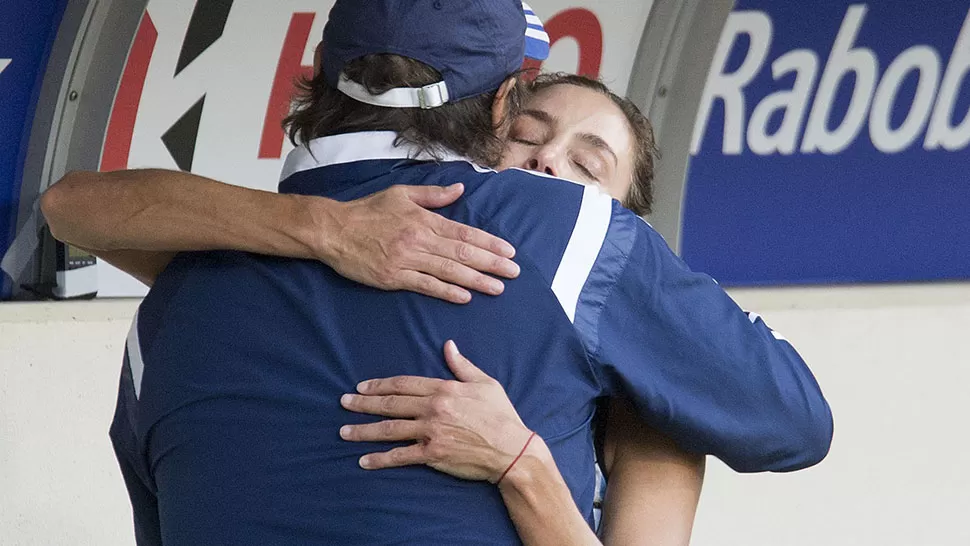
[3,0,970,297]
[0,1,69,298]
[55,0,647,297]
[683,0,970,285]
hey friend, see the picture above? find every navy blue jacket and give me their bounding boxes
[111,132,832,545]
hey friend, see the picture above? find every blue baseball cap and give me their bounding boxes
[323,0,550,110]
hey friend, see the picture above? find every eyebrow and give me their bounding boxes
[578,132,618,167]
[519,109,555,126]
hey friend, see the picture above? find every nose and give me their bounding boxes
[526,149,558,178]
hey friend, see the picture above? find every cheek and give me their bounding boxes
[604,173,634,202]
[603,157,637,202]
[606,181,631,202]
[557,165,585,186]
[499,142,533,170]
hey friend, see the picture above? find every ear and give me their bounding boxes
[491,76,518,138]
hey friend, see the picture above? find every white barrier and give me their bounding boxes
[2,284,969,545]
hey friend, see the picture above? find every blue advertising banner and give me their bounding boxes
[0,1,68,297]
[684,0,970,285]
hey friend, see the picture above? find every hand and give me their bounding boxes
[315,184,520,304]
[340,340,534,483]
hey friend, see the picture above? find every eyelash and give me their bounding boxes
[511,134,598,181]
[511,137,540,146]
[573,160,597,181]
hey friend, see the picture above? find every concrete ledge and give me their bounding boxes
[0,299,140,324]
[0,281,968,324]
[727,281,970,311]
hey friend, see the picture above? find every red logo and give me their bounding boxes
[524,8,603,78]
[101,4,605,172]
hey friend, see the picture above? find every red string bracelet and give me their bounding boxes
[496,430,537,485]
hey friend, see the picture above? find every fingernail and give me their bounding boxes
[500,242,516,258]
[504,261,521,278]
[457,290,472,304]
[339,426,351,439]
[488,279,504,295]
[359,456,372,469]
[445,340,459,356]
[356,381,370,393]
[341,394,354,406]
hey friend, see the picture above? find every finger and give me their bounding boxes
[427,236,520,281]
[359,444,428,470]
[433,216,516,260]
[412,253,506,297]
[394,270,472,304]
[356,375,449,396]
[340,393,428,418]
[401,183,465,209]
[444,340,494,383]
[340,420,424,443]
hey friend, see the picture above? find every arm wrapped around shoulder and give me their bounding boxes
[593,219,833,473]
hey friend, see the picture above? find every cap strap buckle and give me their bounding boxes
[416,82,449,109]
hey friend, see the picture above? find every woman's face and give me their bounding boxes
[500,84,636,202]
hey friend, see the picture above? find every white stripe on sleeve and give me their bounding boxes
[746,311,789,342]
[127,310,145,400]
[551,185,613,323]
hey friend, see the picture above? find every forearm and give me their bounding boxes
[600,434,704,544]
[73,246,178,288]
[43,171,520,298]
[600,457,703,546]
[599,399,704,546]
[607,225,833,471]
[497,437,601,546]
[42,169,328,259]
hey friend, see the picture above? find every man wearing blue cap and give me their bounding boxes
[109,1,831,544]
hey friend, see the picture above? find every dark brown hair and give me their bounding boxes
[530,73,658,216]
[285,54,526,168]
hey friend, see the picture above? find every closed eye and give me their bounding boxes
[573,160,598,181]
[511,137,541,146]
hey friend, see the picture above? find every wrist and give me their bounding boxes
[496,433,554,493]
[296,195,344,263]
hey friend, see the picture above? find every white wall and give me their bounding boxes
[1,301,136,546]
[1,283,969,545]
[692,284,970,546]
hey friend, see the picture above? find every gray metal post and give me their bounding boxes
[625,0,735,254]
[11,0,150,297]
